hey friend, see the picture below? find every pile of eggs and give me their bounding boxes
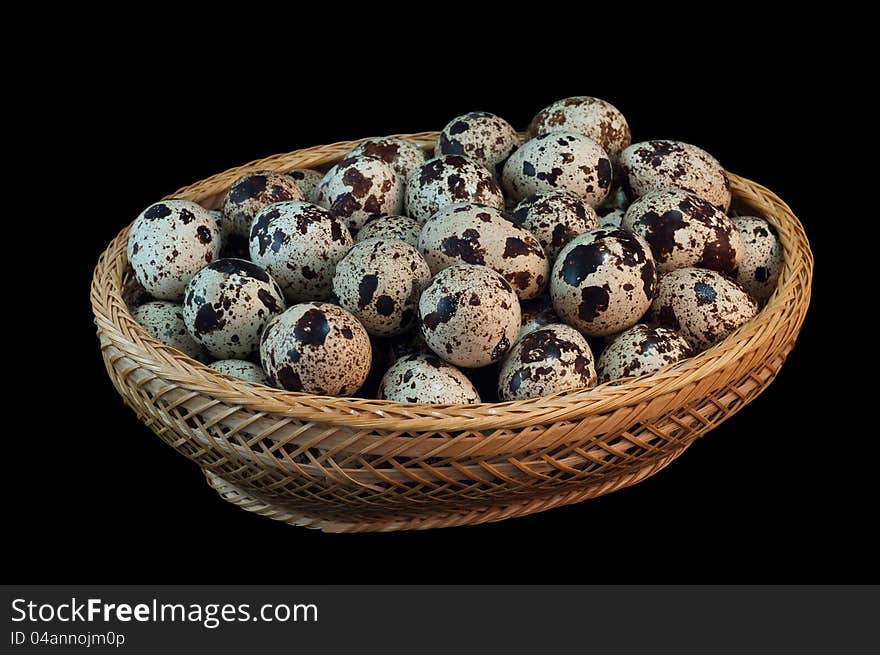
[126,96,782,404]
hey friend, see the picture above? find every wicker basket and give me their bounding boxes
[90,131,813,532]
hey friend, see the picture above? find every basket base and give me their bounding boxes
[204,448,685,533]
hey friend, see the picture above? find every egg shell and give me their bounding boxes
[620,140,731,211]
[132,300,208,361]
[316,156,404,233]
[501,131,612,207]
[221,171,305,239]
[249,201,353,302]
[596,324,693,383]
[551,228,657,337]
[418,264,521,368]
[418,202,549,300]
[378,354,481,404]
[435,111,519,177]
[527,96,631,164]
[286,169,323,203]
[649,267,758,350]
[518,295,559,341]
[356,215,421,248]
[498,323,597,401]
[183,259,286,359]
[333,237,431,337]
[511,189,599,260]
[347,137,428,179]
[598,209,625,228]
[260,302,372,395]
[623,189,743,274]
[732,216,783,303]
[209,359,271,385]
[405,154,504,224]
[127,199,221,301]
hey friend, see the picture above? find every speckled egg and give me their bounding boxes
[498,323,597,401]
[127,199,220,301]
[551,228,657,337]
[316,156,403,233]
[347,137,428,179]
[622,190,743,274]
[333,237,431,337]
[285,169,323,203]
[259,302,371,395]
[511,190,599,260]
[405,154,504,224]
[356,215,421,248]
[249,201,353,302]
[598,208,625,228]
[208,359,271,385]
[418,203,549,300]
[527,96,631,164]
[378,354,481,404]
[435,111,519,176]
[732,216,783,303]
[221,171,305,238]
[518,296,559,341]
[596,324,693,383]
[501,131,612,207]
[418,264,521,368]
[650,267,758,350]
[620,140,731,211]
[183,259,286,359]
[132,301,207,361]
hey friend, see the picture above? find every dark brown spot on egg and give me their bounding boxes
[332,193,360,218]
[257,289,280,313]
[755,266,770,282]
[506,271,532,290]
[441,229,485,265]
[693,282,717,306]
[144,203,171,220]
[491,336,510,361]
[357,275,378,309]
[503,237,542,259]
[294,308,330,346]
[578,285,610,321]
[276,365,303,391]
[229,174,267,204]
[209,258,270,282]
[342,167,372,198]
[560,243,606,286]
[375,295,396,316]
[422,294,458,330]
[193,304,225,336]
[196,225,212,244]
[597,158,612,189]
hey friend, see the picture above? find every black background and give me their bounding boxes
[14,50,870,582]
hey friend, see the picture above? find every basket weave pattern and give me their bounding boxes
[90,132,813,532]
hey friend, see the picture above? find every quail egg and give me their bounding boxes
[316,155,404,233]
[249,201,353,302]
[333,237,431,336]
[498,323,597,401]
[527,96,631,164]
[501,131,612,207]
[378,354,481,404]
[511,190,599,260]
[356,215,421,248]
[221,171,305,239]
[650,267,758,350]
[405,154,504,224]
[347,137,428,179]
[598,208,625,228]
[418,202,549,299]
[551,228,657,337]
[285,169,323,203]
[732,216,783,303]
[596,324,693,383]
[183,259,286,359]
[435,111,519,176]
[208,359,271,385]
[132,300,208,360]
[418,264,521,368]
[127,199,220,301]
[260,302,371,395]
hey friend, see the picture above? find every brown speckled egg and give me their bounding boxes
[623,190,743,274]
[347,137,428,179]
[356,215,421,248]
[418,264,521,368]
[620,140,731,211]
[418,202,549,299]
[286,169,323,203]
[435,111,519,177]
[650,267,758,350]
[598,209,625,228]
[209,359,271,385]
[732,216,783,303]
[316,156,403,233]
[378,354,481,404]
[551,228,657,337]
[183,259,286,359]
[527,96,631,164]
[333,237,431,337]
[127,199,220,301]
[221,171,305,238]
[132,301,208,361]
[498,323,597,401]
[511,190,599,260]
[501,131,612,207]
[518,296,559,341]
[405,154,504,224]
[259,302,371,395]
[596,324,693,383]
[249,201,353,302]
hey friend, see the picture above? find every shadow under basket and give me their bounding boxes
[90,132,813,533]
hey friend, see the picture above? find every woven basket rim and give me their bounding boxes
[90,131,813,430]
